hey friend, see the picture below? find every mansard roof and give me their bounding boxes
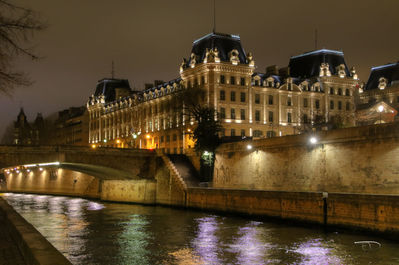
[364,62,399,91]
[94,78,131,103]
[188,32,247,65]
[288,49,350,78]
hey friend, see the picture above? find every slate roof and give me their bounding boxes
[288,49,350,78]
[187,32,247,65]
[364,62,399,91]
[94,78,131,103]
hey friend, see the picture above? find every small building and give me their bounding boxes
[52,106,89,146]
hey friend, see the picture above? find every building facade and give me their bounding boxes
[357,62,399,124]
[13,108,45,145]
[51,106,89,146]
[87,32,359,152]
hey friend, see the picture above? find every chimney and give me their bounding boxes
[266,65,279,75]
[154,80,165,87]
[279,67,290,78]
[144,83,153,90]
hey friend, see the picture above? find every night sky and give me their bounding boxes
[1,0,398,139]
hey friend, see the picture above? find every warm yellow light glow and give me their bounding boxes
[146,134,150,139]
[187,129,191,132]
[91,144,96,149]
[116,139,121,144]
[38,162,60,166]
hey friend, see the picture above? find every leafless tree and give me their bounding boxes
[0,0,45,94]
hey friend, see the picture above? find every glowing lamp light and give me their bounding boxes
[203,151,209,156]
[247,144,253,150]
[310,137,318,144]
[116,139,121,144]
[378,105,384,113]
[132,134,137,139]
[91,144,96,149]
[146,134,150,139]
[187,129,191,132]
[103,139,107,143]
[39,168,43,171]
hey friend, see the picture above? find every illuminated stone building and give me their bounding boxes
[357,62,399,125]
[87,32,359,152]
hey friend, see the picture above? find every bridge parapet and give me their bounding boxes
[0,146,157,179]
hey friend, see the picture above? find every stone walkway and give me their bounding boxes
[0,215,26,265]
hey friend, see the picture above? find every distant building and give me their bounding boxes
[52,106,89,146]
[13,108,44,145]
[357,62,399,125]
[87,32,359,152]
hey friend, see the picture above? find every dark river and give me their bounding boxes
[2,193,399,265]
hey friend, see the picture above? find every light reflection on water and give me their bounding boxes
[2,193,399,265]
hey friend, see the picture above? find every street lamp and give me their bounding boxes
[378,105,384,124]
[309,136,318,145]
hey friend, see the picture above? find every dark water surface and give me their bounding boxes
[2,193,399,265]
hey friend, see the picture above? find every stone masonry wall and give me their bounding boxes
[5,168,100,198]
[213,123,399,194]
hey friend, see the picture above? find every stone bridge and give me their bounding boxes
[0,145,157,180]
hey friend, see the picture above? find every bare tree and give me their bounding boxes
[0,0,45,94]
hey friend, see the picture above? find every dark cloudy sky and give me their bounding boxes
[1,0,398,139]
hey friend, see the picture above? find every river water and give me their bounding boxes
[2,193,399,265]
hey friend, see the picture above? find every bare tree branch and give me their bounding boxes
[0,0,45,94]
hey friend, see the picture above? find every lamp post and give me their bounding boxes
[378,105,384,124]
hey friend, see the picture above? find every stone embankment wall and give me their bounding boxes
[0,197,72,265]
[101,179,156,204]
[186,188,399,237]
[213,123,399,194]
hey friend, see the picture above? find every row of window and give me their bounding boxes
[220,75,246,86]
[160,134,178,143]
[220,108,275,122]
[220,129,276,138]
[329,87,351,96]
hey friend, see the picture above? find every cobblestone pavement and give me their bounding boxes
[0,216,26,265]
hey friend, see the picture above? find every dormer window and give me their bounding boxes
[287,83,292,91]
[255,80,259,86]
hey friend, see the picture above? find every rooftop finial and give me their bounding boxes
[111,60,115,79]
[213,0,216,33]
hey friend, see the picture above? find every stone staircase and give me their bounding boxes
[160,155,187,191]
[166,154,200,187]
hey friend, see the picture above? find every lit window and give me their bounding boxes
[220,90,225,100]
[255,94,260,104]
[231,91,236,102]
[240,92,246,102]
